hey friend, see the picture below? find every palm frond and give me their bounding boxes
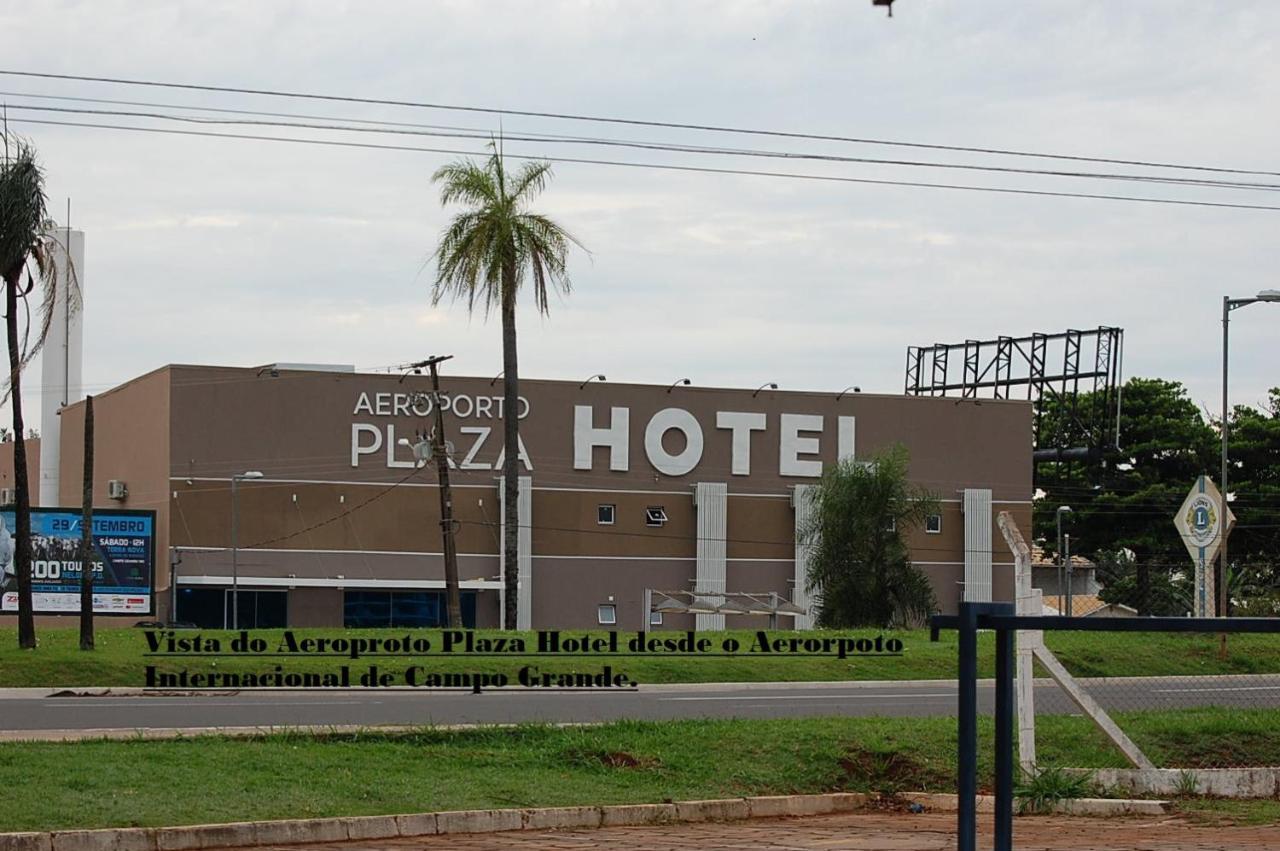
[509,161,553,204]
[429,147,583,319]
[0,140,80,405]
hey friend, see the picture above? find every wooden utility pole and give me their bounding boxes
[428,359,463,628]
[403,356,462,628]
[79,395,95,650]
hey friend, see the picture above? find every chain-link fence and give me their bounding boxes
[933,606,1280,851]
[1028,630,1280,771]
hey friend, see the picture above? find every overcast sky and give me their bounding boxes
[3,0,1278,434]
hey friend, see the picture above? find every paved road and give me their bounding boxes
[2,674,1277,732]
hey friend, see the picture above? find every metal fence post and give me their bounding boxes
[957,602,978,851]
[994,610,1015,851]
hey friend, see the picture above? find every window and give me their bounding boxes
[885,517,897,532]
[177,588,286,629]
[344,590,477,628]
[597,604,617,625]
[645,506,668,527]
[597,504,616,525]
[926,514,943,534]
[649,610,663,626]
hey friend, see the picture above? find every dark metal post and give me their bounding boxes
[994,617,1015,851]
[957,602,978,851]
[1221,295,1230,621]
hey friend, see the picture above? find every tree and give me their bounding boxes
[1,137,76,649]
[801,446,940,628]
[79,395,94,650]
[1222,388,1280,584]
[1034,377,1280,616]
[1035,378,1218,615]
[429,144,583,629]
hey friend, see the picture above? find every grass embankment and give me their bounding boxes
[2,627,1278,687]
[1,710,1277,831]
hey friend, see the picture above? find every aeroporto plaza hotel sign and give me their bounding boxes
[349,390,857,479]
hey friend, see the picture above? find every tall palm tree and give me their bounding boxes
[1,136,75,649]
[430,144,582,630]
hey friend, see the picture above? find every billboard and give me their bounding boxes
[0,508,156,615]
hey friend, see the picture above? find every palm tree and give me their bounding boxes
[1,136,75,649]
[801,446,940,628]
[430,144,583,629]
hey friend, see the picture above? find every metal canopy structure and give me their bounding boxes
[646,590,806,628]
[905,327,1124,476]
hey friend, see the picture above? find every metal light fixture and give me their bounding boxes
[836,385,862,400]
[1219,288,1280,617]
[667,378,692,393]
[579,373,606,389]
[1055,506,1072,616]
[489,371,503,386]
[230,470,265,630]
[752,382,778,398]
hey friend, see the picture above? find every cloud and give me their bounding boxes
[4,0,1279,437]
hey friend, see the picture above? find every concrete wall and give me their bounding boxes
[0,437,40,505]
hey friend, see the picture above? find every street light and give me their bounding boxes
[752,382,778,398]
[666,378,692,393]
[1056,506,1072,615]
[836,385,862,400]
[578,373,606,389]
[230,470,264,629]
[1220,289,1280,617]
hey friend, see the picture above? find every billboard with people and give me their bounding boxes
[0,508,155,615]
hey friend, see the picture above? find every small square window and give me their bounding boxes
[645,506,668,527]
[649,610,663,626]
[597,604,617,625]
[926,514,943,534]
[597,504,616,525]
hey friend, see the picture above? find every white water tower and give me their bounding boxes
[38,226,85,507]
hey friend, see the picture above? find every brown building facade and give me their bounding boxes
[2,364,1033,630]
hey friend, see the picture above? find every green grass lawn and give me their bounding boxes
[1,710,1277,832]
[2,627,1278,687]
[1177,798,1280,826]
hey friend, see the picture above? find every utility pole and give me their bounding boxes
[404,356,462,628]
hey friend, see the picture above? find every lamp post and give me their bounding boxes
[1220,289,1280,619]
[1055,506,1072,615]
[230,470,264,629]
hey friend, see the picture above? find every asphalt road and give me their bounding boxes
[2,674,1278,732]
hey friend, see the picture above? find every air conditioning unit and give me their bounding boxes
[107,480,128,500]
[0,487,14,507]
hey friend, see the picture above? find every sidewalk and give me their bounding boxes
[245,812,1278,851]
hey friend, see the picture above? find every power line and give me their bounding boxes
[13,117,1280,213]
[3,68,1277,179]
[7,100,1280,193]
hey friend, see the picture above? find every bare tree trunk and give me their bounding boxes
[4,272,36,649]
[79,395,95,650]
[501,264,519,631]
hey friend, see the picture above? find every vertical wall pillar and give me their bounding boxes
[500,476,533,630]
[963,488,993,602]
[694,482,727,631]
[39,228,85,506]
[791,484,815,630]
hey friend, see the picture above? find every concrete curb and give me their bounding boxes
[1,792,1171,850]
[899,793,1172,817]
